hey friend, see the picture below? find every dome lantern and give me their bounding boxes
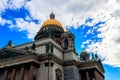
[50,11,55,19]
[41,12,63,28]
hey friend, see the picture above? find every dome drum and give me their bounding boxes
[41,25,64,33]
[35,26,64,40]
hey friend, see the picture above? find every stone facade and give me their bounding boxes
[0,12,105,80]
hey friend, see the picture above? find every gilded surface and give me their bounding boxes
[41,19,63,28]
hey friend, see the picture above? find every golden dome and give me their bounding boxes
[41,12,63,28]
[41,19,63,28]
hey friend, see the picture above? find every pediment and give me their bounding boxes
[0,47,26,60]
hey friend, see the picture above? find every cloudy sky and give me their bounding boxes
[0,0,120,80]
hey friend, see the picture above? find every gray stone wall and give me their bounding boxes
[53,47,63,60]
[64,66,80,80]
[36,45,46,54]
[38,61,48,80]
[64,52,78,61]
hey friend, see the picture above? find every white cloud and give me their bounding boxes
[9,18,40,39]
[82,40,91,45]
[0,0,120,67]
[0,0,28,11]
[0,15,12,26]
[25,0,110,28]
[0,0,7,12]
[83,0,120,67]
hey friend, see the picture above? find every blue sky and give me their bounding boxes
[0,0,120,80]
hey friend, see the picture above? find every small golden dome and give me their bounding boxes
[41,19,63,28]
[65,26,69,32]
[41,12,63,29]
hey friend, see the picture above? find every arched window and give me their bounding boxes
[55,69,62,80]
[64,39,68,49]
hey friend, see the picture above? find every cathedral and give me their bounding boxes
[0,12,105,80]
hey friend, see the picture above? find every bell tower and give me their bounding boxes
[79,51,105,80]
[62,27,80,80]
[80,50,90,61]
[61,27,75,50]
